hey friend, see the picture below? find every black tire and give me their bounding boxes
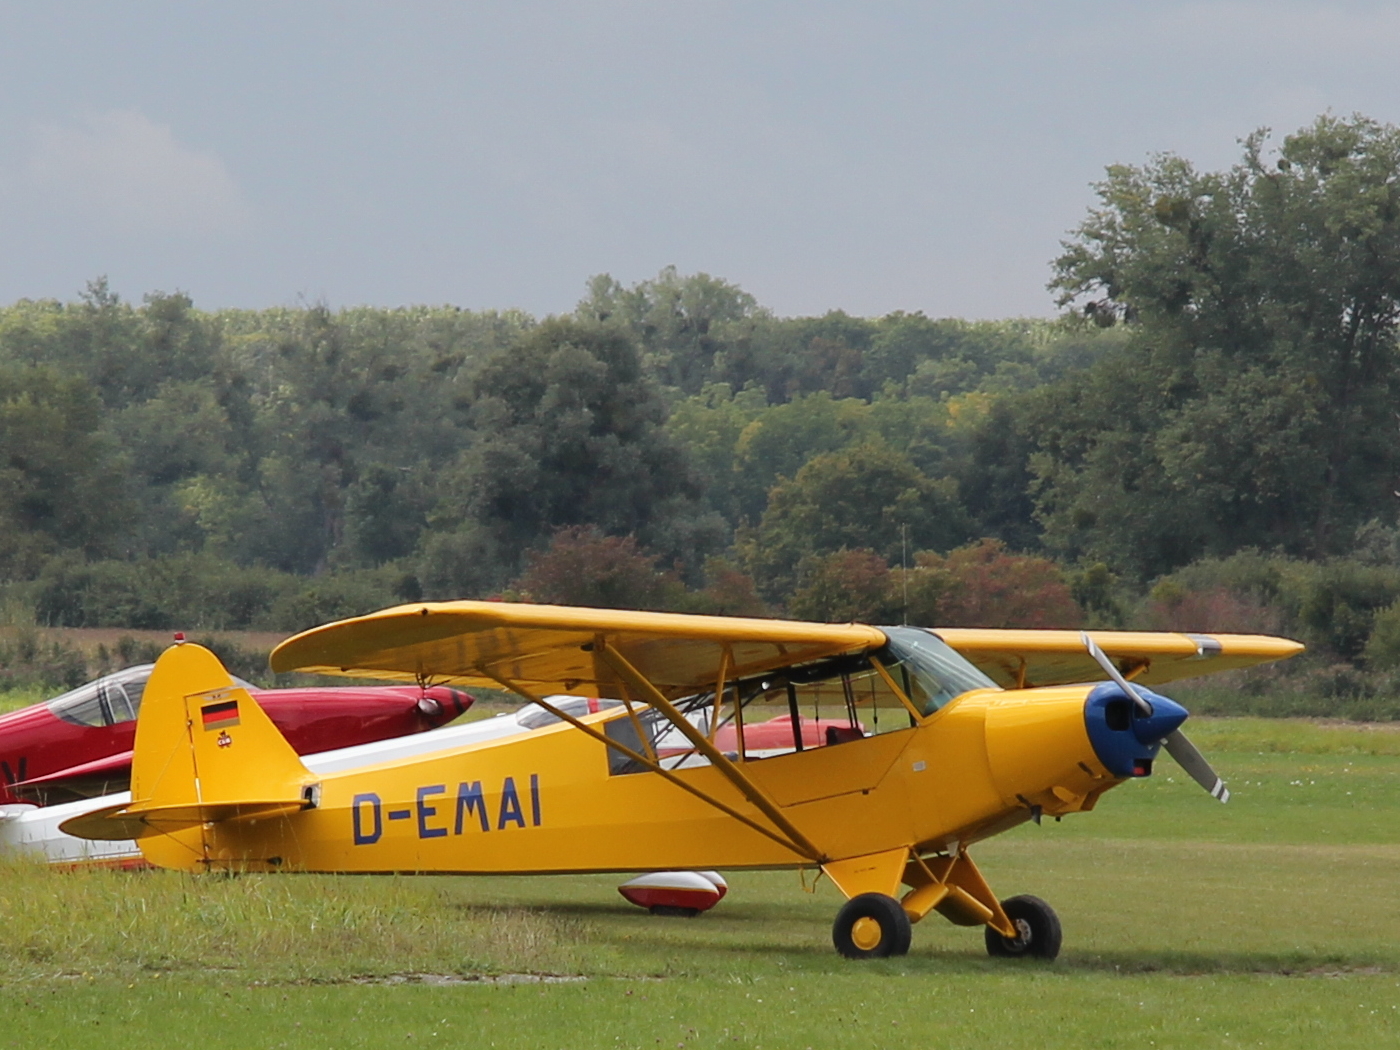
[984,895,1062,960]
[832,893,913,959]
[648,905,701,918]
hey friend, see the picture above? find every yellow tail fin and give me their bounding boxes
[135,642,311,808]
[61,643,315,870]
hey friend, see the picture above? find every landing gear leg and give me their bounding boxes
[832,893,912,959]
[984,895,1062,960]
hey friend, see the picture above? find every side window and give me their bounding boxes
[604,706,712,775]
[802,663,915,738]
[753,664,914,750]
[601,654,923,777]
[604,709,652,775]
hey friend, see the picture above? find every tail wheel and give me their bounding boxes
[984,895,1062,960]
[832,893,912,959]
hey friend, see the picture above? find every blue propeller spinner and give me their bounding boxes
[1080,632,1230,803]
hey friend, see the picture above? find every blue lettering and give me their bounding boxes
[455,781,489,834]
[416,784,447,839]
[497,776,526,829]
[352,793,382,845]
[387,809,411,820]
[530,773,542,827]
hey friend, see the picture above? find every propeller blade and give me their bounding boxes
[1080,633,1228,802]
[1079,632,1152,715]
[1162,729,1230,803]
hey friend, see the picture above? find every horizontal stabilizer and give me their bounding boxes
[61,799,309,841]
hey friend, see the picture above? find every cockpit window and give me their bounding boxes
[48,664,257,727]
[875,626,1000,715]
[592,628,999,777]
[49,665,153,727]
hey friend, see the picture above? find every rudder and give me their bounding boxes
[138,642,311,808]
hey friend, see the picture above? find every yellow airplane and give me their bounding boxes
[64,602,1302,960]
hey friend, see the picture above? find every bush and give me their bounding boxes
[192,636,275,687]
[513,527,686,611]
[1144,584,1284,635]
[673,558,770,618]
[1292,559,1400,660]
[417,524,508,600]
[1170,662,1400,721]
[0,629,88,692]
[894,539,1082,628]
[262,567,406,632]
[1145,551,1400,662]
[25,552,423,635]
[1364,600,1400,670]
[788,549,897,623]
[32,554,300,631]
[33,556,171,629]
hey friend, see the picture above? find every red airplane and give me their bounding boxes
[0,662,473,806]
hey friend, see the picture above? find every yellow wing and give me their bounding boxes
[270,601,886,697]
[933,628,1303,688]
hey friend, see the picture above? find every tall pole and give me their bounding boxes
[901,523,909,626]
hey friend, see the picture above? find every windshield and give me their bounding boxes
[875,627,1000,715]
[49,664,257,727]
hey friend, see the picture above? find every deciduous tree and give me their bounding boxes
[514,526,684,610]
[743,443,970,600]
[1046,115,1400,574]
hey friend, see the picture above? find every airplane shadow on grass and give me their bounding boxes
[447,901,1394,976]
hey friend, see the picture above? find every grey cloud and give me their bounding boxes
[25,110,252,237]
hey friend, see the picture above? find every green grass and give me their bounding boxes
[3,971,1397,1050]
[1185,715,1400,755]
[0,685,47,714]
[2,717,1400,1047]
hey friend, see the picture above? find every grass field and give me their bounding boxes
[2,718,1399,1047]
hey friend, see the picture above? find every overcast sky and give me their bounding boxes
[0,1,1396,320]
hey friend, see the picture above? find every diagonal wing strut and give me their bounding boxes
[475,666,824,862]
[593,638,827,862]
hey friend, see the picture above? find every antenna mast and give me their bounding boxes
[901,523,909,626]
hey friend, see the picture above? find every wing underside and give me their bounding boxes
[270,601,888,697]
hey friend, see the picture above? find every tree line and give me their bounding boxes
[6,114,1400,707]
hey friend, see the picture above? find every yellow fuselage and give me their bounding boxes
[144,685,1120,876]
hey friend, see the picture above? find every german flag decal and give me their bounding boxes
[201,698,240,731]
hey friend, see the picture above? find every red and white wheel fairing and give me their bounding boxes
[618,871,728,914]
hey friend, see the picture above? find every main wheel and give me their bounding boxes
[984,895,1062,960]
[832,893,913,959]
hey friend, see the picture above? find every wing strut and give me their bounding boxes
[708,645,731,743]
[476,667,821,861]
[594,639,828,863]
